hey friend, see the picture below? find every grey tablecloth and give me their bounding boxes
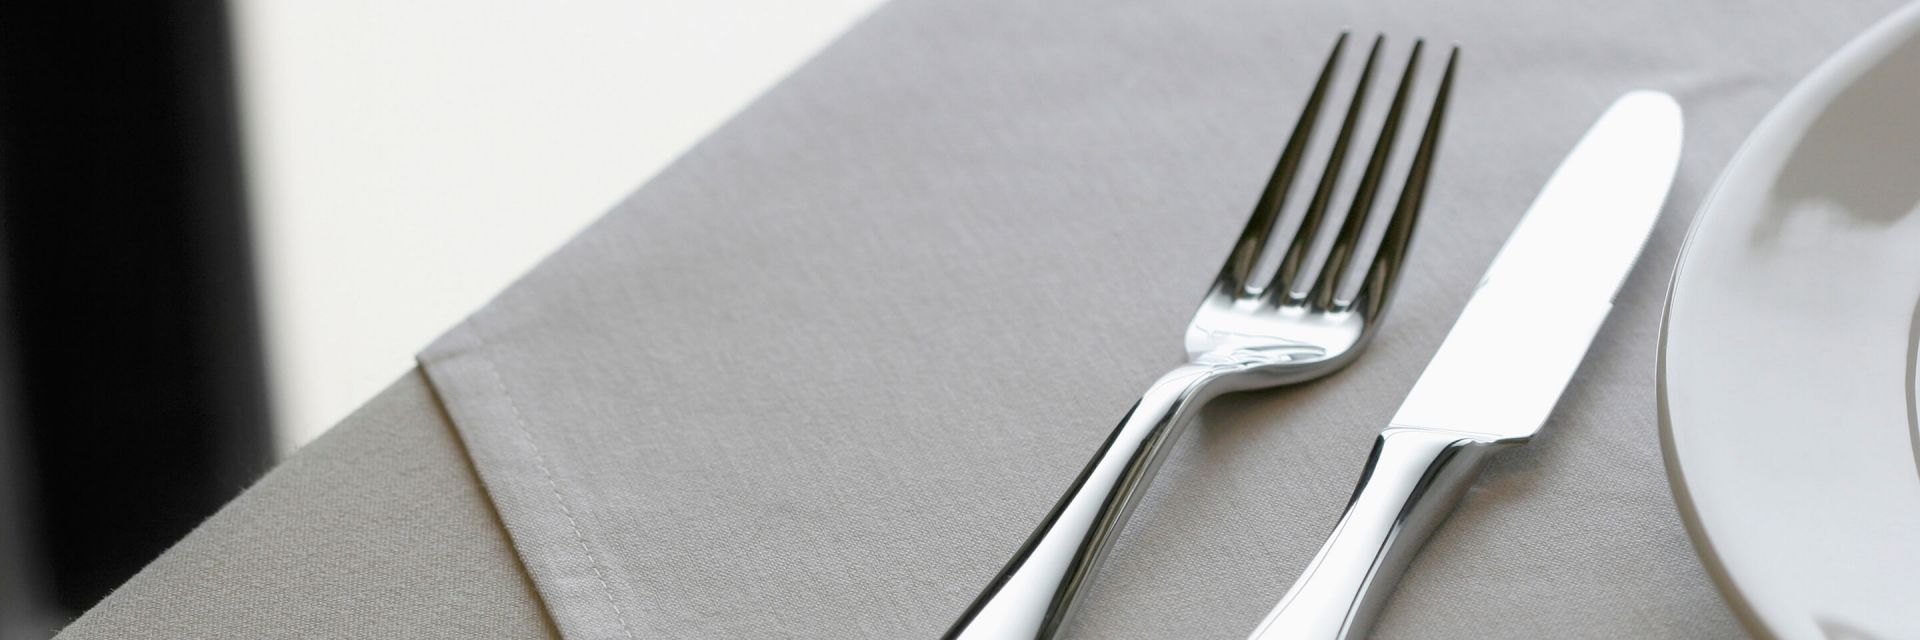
[69,1,1909,638]
[411,0,1913,637]
[57,371,557,639]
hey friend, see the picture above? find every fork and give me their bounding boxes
[944,33,1456,640]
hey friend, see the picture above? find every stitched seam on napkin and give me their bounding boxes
[475,334,639,640]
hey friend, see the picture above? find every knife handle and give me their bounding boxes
[1247,427,1511,640]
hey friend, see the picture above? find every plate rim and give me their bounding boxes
[1656,2,1920,637]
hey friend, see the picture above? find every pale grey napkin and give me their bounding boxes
[418,0,1909,637]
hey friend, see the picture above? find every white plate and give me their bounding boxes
[1660,3,1920,638]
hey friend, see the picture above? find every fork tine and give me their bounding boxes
[1262,34,1385,305]
[1352,45,1456,318]
[1309,40,1423,309]
[1211,32,1347,297]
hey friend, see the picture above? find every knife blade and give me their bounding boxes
[1247,91,1684,640]
[1392,90,1683,440]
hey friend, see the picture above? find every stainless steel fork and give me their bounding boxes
[945,34,1457,640]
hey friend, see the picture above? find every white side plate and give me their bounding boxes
[1660,3,1920,638]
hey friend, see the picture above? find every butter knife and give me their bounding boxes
[1246,90,1684,640]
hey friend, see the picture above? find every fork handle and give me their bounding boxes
[1247,427,1511,640]
[945,363,1227,640]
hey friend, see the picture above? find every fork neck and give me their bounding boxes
[944,360,1236,639]
[1159,361,1242,405]
[1188,345,1362,394]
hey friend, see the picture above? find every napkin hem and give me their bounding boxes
[418,321,641,640]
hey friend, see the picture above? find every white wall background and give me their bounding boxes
[231,0,886,451]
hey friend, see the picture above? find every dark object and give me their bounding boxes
[0,0,271,621]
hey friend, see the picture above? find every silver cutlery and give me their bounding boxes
[1245,90,1683,640]
[946,33,1456,640]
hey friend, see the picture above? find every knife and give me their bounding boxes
[1245,91,1684,640]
